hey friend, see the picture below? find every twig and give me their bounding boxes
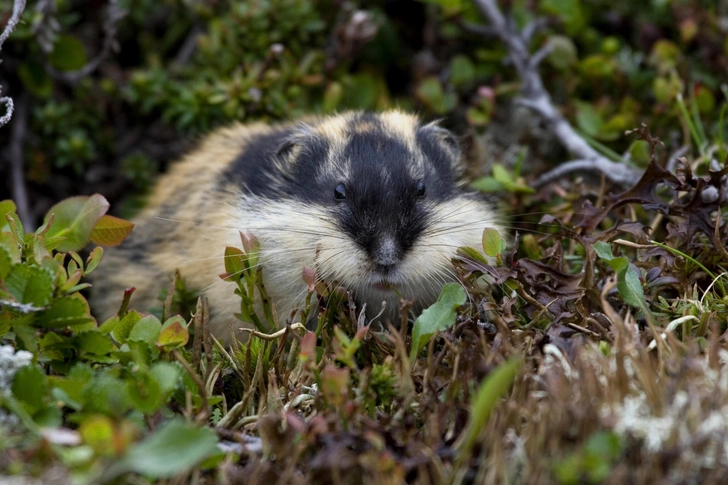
[470,0,642,187]
[238,322,306,341]
[0,0,27,129]
[47,0,126,83]
[173,349,210,424]
[0,95,12,128]
[173,23,202,67]
[8,94,32,228]
[0,0,25,53]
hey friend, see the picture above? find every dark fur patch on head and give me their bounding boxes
[223,112,466,266]
[223,127,330,200]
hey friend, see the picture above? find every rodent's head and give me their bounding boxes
[235,111,501,309]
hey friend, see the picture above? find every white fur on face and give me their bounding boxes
[214,193,501,322]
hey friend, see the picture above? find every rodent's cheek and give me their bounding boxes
[404,198,503,276]
[315,236,368,285]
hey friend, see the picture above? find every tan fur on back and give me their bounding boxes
[91,112,502,346]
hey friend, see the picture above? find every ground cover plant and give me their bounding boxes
[2,0,728,483]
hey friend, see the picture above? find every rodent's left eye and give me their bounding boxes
[416,181,426,197]
[334,183,347,201]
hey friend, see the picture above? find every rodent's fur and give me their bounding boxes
[91,111,502,344]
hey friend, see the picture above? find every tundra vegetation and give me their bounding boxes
[1,0,728,483]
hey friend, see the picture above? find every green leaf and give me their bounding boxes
[84,246,104,275]
[0,232,20,264]
[44,195,110,252]
[11,364,49,415]
[0,200,16,229]
[49,35,88,71]
[150,362,182,394]
[547,35,578,70]
[127,370,163,413]
[540,0,585,34]
[49,364,93,409]
[112,310,143,344]
[223,246,245,278]
[594,243,647,310]
[616,263,646,309]
[37,296,95,328]
[0,312,10,337]
[592,241,614,261]
[410,283,467,362]
[105,420,219,479]
[82,373,132,416]
[89,215,135,246]
[5,263,54,307]
[457,246,490,266]
[5,213,24,250]
[0,246,11,280]
[128,315,162,345]
[416,77,444,111]
[489,164,535,194]
[455,357,522,460]
[74,331,117,356]
[450,55,475,87]
[482,228,502,258]
[470,176,504,193]
[18,62,52,98]
[575,100,604,138]
[156,316,189,349]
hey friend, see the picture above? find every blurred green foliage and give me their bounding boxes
[2,0,728,483]
[2,0,727,222]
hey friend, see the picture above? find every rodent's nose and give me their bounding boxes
[371,237,400,269]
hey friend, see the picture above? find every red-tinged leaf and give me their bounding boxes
[321,365,350,407]
[302,266,316,291]
[299,331,317,363]
[156,316,189,349]
[90,215,135,247]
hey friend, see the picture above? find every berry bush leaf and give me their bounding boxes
[104,420,219,479]
[89,215,135,247]
[410,283,467,362]
[44,195,110,252]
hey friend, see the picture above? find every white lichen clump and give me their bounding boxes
[605,348,728,475]
[0,344,34,429]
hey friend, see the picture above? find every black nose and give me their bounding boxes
[371,237,400,269]
[374,263,396,274]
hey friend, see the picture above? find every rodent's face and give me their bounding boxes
[266,112,500,299]
[237,111,500,312]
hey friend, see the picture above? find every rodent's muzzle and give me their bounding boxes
[370,236,401,274]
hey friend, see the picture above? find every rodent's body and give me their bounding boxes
[92,111,502,344]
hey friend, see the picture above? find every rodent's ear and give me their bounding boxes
[419,121,464,173]
[275,123,315,164]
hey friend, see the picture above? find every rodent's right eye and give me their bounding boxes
[334,183,347,201]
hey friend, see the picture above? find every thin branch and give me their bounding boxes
[8,94,32,229]
[522,18,547,43]
[173,23,202,67]
[0,0,26,53]
[47,0,126,83]
[471,0,642,187]
[0,95,12,127]
[533,158,638,187]
[0,0,27,129]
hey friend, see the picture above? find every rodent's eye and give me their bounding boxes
[416,181,426,197]
[334,183,347,201]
